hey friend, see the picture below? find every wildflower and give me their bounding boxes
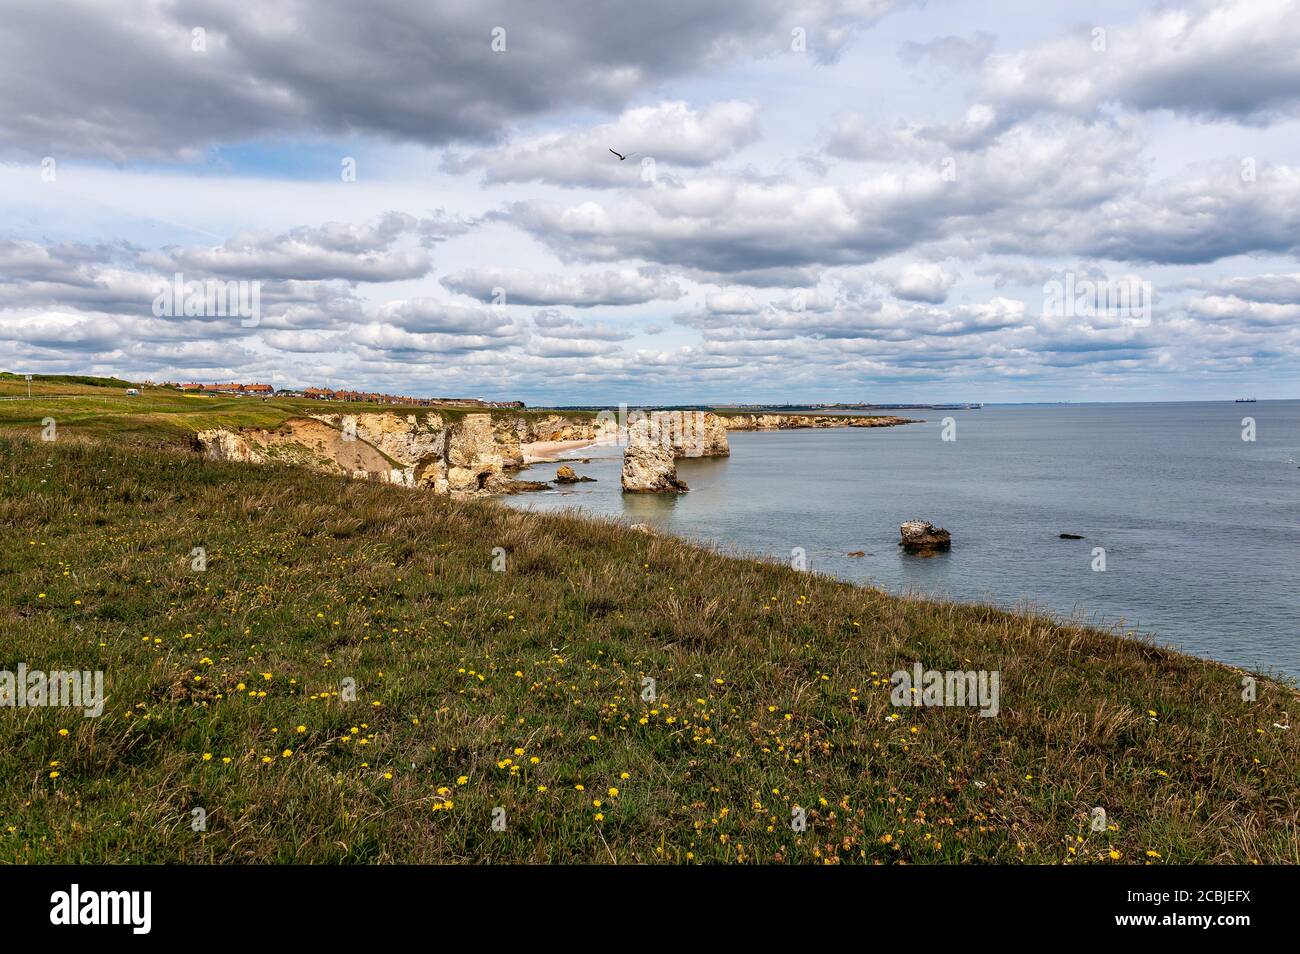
[202,753,212,761]
[57,728,69,737]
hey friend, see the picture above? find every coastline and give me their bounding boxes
[520,437,606,463]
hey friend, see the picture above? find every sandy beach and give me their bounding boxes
[521,437,606,463]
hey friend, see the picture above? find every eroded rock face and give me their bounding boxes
[446,413,506,494]
[196,420,400,480]
[197,409,606,497]
[308,411,446,490]
[899,520,951,552]
[621,418,688,493]
[195,428,263,465]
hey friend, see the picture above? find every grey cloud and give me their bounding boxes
[504,120,1145,273]
[899,32,996,75]
[532,311,632,341]
[0,0,902,159]
[370,299,523,337]
[981,0,1300,125]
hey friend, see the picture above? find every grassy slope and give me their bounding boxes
[0,415,1295,864]
[0,376,595,450]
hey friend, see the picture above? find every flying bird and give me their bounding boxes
[609,148,637,161]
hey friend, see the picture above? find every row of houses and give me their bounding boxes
[172,382,273,396]
[165,381,523,408]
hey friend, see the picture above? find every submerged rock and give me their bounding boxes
[500,479,549,494]
[847,550,866,557]
[899,520,951,552]
[554,465,595,484]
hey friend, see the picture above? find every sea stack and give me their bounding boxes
[899,520,951,552]
[621,417,688,493]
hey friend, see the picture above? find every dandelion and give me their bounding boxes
[57,728,69,737]
[202,753,212,762]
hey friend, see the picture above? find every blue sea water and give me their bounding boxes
[505,401,1300,679]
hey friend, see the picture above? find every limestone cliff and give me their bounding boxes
[195,410,609,497]
[195,419,410,484]
[722,413,917,430]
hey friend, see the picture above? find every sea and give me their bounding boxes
[504,401,1300,680]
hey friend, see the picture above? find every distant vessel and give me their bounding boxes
[1235,398,1257,403]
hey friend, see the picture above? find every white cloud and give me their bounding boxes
[444,101,761,187]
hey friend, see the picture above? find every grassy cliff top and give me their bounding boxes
[0,427,1294,864]
[0,376,595,447]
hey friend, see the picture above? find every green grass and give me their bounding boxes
[0,410,1295,863]
[0,371,138,395]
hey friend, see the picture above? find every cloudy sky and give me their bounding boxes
[2,0,1299,404]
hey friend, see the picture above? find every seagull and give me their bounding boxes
[609,148,637,161]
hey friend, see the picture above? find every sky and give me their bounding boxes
[1,0,1299,405]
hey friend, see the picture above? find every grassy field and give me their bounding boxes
[0,389,1295,863]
